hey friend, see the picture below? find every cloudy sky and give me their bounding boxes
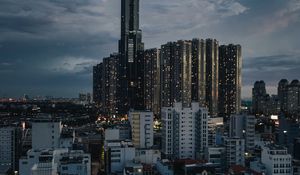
[0,0,299,98]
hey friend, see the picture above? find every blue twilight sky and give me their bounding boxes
[0,0,299,98]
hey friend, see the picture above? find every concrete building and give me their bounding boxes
[104,140,136,174]
[261,145,292,175]
[156,159,174,175]
[161,102,208,159]
[58,150,91,175]
[128,110,154,148]
[19,149,91,175]
[224,137,245,167]
[207,117,223,147]
[218,44,242,120]
[229,114,256,152]
[123,161,143,175]
[31,117,62,150]
[0,126,21,171]
[135,149,160,165]
[277,115,300,151]
[205,147,226,173]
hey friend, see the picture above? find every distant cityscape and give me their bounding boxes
[1,0,300,175]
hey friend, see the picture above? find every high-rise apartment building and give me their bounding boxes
[191,38,206,106]
[118,0,145,114]
[160,42,176,108]
[128,110,154,148]
[205,39,219,117]
[278,79,289,113]
[161,103,208,160]
[252,80,268,114]
[286,80,300,115]
[219,44,242,120]
[103,54,118,114]
[93,63,103,106]
[277,79,300,116]
[93,54,118,114]
[160,41,192,108]
[144,48,160,115]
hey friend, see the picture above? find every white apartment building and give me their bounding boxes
[128,110,154,148]
[161,102,208,159]
[104,140,136,174]
[225,137,245,167]
[19,149,91,175]
[58,150,91,175]
[261,145,292,175]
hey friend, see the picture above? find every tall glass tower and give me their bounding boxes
[118,0,144,114]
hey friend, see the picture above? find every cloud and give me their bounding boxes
[0,62,12,66]
[243,54,300,87]
[141,0,248,45]
[50,57,98,74]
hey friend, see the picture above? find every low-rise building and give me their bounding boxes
[19,149,91,175]
[225,137,245,167]
[104,140,135,174]
[261,145,292,175]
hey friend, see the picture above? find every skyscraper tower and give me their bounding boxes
[191,39,206,106]
[144,48,161,116]
[278,79,289,113]
[252,80,267,114]
[118,0,144,114]
[160,40,192,108]
[205,39,219,117]
[219,44,242,120]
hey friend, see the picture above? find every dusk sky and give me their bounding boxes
[0,0,299,98]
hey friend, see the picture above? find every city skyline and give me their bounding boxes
[0,0,300,98]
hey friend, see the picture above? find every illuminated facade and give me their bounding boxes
[252,80,268,115]
[205,39,219,117]
[118,0,145,114]
[144,48,160,116]
[161,103,208,159]
[160,40,192,108]
[191,38,206,106]
[93,54,118,114]
[218,44,242,120]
